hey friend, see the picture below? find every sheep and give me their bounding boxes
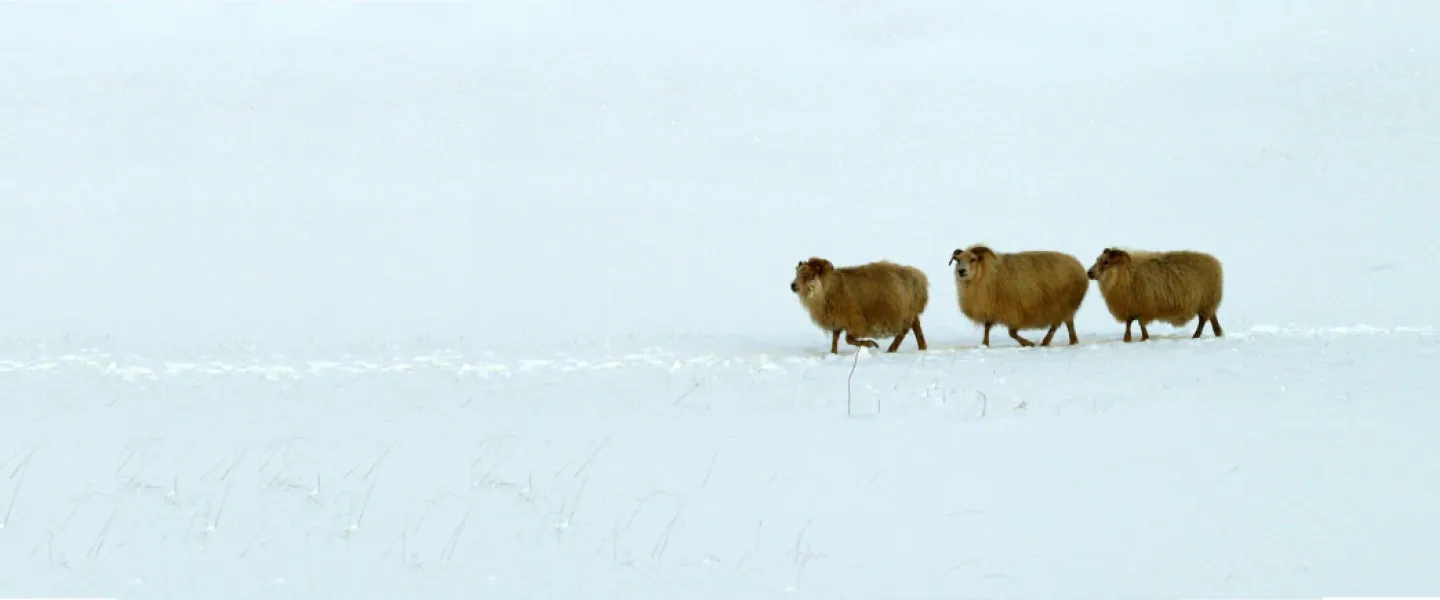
[790,257,929,354]
[949,244,1090,347]
[1085,247,1224,342]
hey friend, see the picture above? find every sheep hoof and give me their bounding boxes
[845,334,879,349]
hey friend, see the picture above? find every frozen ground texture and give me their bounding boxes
[3,326,1440,600]
[3,1,1440,599]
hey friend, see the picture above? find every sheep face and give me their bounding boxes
[790,257,833,298]
[1087,248,1127,280]
[948,246,993,283]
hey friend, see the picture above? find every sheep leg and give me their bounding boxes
[886,328,909,353]
[1065,318,1079,345]
[830,329,842,354]
[1124,319,1135,342]
[1040,323,1060,346]
[845,332,880,349]
[911,317,928,350]
[1210,315,1223,337]
[982,322,994,346]
[1192,316,1208,338]
[1008,326,1035,347]
[1139,320,1151,341]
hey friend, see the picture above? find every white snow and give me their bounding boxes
[2,1,1440,599]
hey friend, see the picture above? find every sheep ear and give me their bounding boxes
[971,245,992,258]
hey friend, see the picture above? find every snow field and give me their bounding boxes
[3,325,1439,599]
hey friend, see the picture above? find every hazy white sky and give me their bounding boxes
[1,1,1435,351]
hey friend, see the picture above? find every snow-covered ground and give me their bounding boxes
[3,326,1440,599]
[3,2,1439,599]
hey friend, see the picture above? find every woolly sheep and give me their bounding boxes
[790,257,929,354]
[1085,247,1224,342]
[949,244,1090,347]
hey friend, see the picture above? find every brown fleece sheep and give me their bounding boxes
[790,257,929,354]
[949,245,1090,347]
[1085,247,1224,342]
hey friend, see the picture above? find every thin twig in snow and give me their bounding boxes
[789,518,812,563]
[573,438,609,478]
[2,447,36,527]
[672,381,702,405]
[347,477,378,538]
[700,451,718,488]
[793,553,815,590]
[517,471,535,503]
[2,466,25,528]
[625,491,680,531]
[736,520,764,572]
[115,444,138,476]
[566,474,589,525]
[165,474,179,506]
[866,470,884,487]
[553,454,578,479]
[787,518,824,591]
[363,442,396,480]
[234,532,263,560]
[846,350,860,415]
[650,503,685,561]
[198,458,224,481]
[470,440,491,472]
[86,509,116,562]
[210,481,232,532]
[440,509,471,564]
[219,448,248,481]
[11,444,38,478]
